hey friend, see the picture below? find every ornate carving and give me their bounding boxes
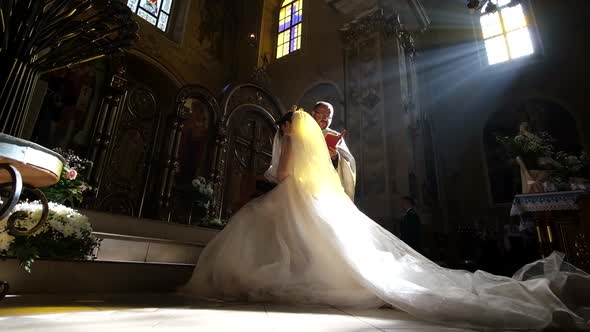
[397,28,417,59]
[93,83,160,217]
[0,164,22,221]
[251,54,271,88]
[158,85,220,222]
[87,54,129,188]
[360,89,381,110]
[340,9,417,58]
[127,87,157,120]
[0,1,138,137]
[210,84,283,220]
[0,163,52,301]
[224,85,282,123]
[6,186,49,237]
[175,85,221,118]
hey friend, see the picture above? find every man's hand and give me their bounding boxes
[329,147,338,160]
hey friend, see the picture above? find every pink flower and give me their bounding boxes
[65,169,78,180]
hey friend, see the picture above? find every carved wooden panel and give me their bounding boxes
[557,222,589,271]
[210,84,283,220]
[166,93,217,225]
[223,109,275,216]
[526,210,590,273]
[96,85,161,216]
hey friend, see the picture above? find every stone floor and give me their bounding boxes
[0,293,475,332]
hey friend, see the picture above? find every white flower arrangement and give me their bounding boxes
[192,176,214,196]
[0,230,14,253]
[199,217,228,230]
[191,176,214,209]
[0,201,99,272]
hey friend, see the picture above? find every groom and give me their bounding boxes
[311,101,356,200]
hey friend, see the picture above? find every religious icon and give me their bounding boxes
[140,0,158,15]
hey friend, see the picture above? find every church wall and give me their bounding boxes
[131,0,239,91]
[416,0,590,232]
[256,0,350,108]
[117,0,589,250]
[241,1,438,235]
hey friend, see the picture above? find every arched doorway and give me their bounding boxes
[483,99,581,204]
[212,84,284,219]
[297,82,345,131]
[94,52,183,217]
[159,85,220,224]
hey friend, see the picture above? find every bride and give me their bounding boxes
[184,110,590,330]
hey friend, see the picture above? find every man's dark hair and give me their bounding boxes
[276,111,294,135]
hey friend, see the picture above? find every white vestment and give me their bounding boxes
[323,128,356,201]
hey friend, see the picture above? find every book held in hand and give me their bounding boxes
[325,130,346,150]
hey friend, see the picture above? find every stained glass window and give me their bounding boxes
[480,1,534,65]
[277,0,303,59]
[127,0,173,32]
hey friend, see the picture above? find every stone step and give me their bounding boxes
[1,210,220,295]
[0,258,194,294]
[93,231,205,265]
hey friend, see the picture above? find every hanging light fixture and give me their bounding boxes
[467,0,521,12]
[466,0,484,10]
[484,1,498,13]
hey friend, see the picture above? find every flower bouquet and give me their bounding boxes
[40,148,92,206]
[496,123,590,193]
[191,177,214,209]
[0,201,100,272]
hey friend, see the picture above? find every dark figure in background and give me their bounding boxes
[400,196,422,253]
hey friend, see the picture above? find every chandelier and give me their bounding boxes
[466,0,521,13]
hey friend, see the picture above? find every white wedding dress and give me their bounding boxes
[184,111,590,330]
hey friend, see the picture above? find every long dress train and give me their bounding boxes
[183,111,590,330]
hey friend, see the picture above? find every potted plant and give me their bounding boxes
[553,151,590,191]
[0,149,98,272]
[496,122,557,193]
[0,201,100,272]
[40,148,92,206]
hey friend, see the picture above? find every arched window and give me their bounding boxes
[127,0,173,32]
[483,100,580,204]
[298,83,343,131]
[277,0,303,59]
[479,0,534,65]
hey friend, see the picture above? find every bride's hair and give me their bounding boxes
[276,111,295,136]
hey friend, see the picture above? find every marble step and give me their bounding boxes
[0,258,194,294]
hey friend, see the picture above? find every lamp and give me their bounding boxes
[467,0,483,9]
[467,0,521,12]
[484,1,498,13]
[248,33,257,47]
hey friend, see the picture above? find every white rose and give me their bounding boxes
[0,231,15,252]
[0,217,8,232]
